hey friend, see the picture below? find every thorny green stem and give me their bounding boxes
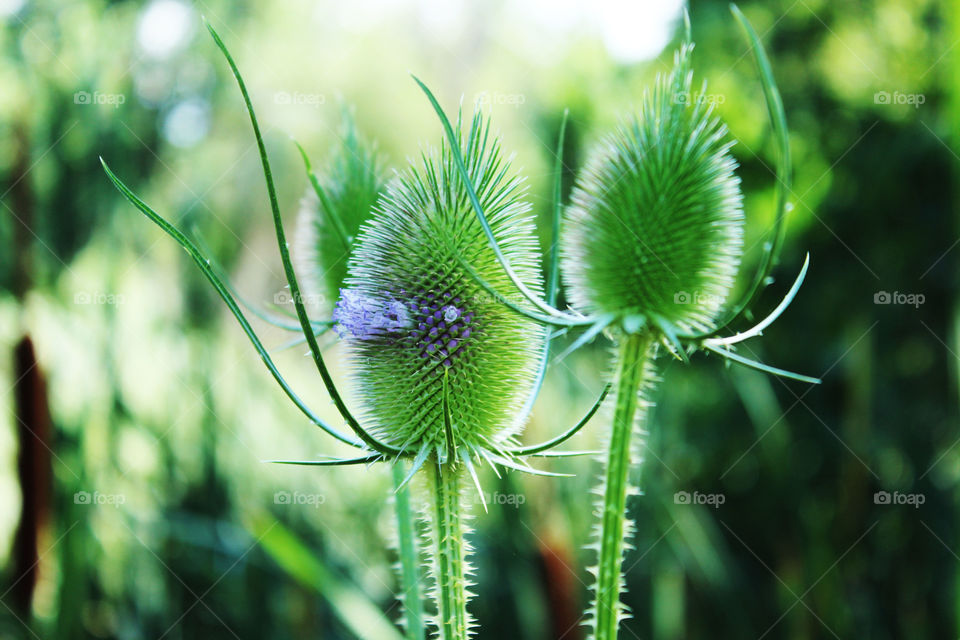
[429,461,470,639]
[593,332,658,640]
[392,462,426,640]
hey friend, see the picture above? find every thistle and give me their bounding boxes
[416,7,819,640]
[102,20,609,640]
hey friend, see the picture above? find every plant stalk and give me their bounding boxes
[429,460,470,639]
[392,462,426,640]
[593,331,658,640]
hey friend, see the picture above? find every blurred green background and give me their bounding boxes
[0,0,956,638]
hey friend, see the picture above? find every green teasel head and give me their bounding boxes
[562,40,744,336]
[295,113,386,311]
[333,111,548,462]
[414,9,817,384]
[103,18,613,494]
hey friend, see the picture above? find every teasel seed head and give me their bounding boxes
[562,42,744,336]
[295,114,385,312]
[334,112,546,459]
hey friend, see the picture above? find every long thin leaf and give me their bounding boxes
[694,4,794,338]
[101,159,361,448]
[552,314,616,364]
[412,75,578,321]
[546,109,568,308]
[705,343,821,384]
[267,454,382,466]
[294,139,352,251]
[519,111,571,420]
[205,20,400,456]
[192,227,328,330]
[248,514,405,640]
[705,253,809,346]
[509,383,612,456]
[450,246,595,328]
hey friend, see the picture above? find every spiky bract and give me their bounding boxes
[335,113,545,460]
[562,43,744,335]
[295,115,385,310]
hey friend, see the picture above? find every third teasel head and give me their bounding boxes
[561,42,745,336]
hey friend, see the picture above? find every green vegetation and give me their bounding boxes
[0,0,955,638]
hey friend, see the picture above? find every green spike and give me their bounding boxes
[100,159,361,449]
[204,19,400,456]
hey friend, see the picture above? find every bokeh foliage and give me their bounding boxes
[0,0,956,638]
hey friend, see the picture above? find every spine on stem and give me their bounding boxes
[425,461,473,640]
[589,332,659,640]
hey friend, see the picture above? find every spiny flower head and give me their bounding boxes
[334,112,546,460]
[562,42,744,335]
[296,115,385,310]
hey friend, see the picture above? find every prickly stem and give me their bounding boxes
[428,461,472,639]
[591,332,658,640]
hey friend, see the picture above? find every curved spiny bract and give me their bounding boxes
[295,115,386,312]
[562,43,744,336]
[335,112,546,459]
